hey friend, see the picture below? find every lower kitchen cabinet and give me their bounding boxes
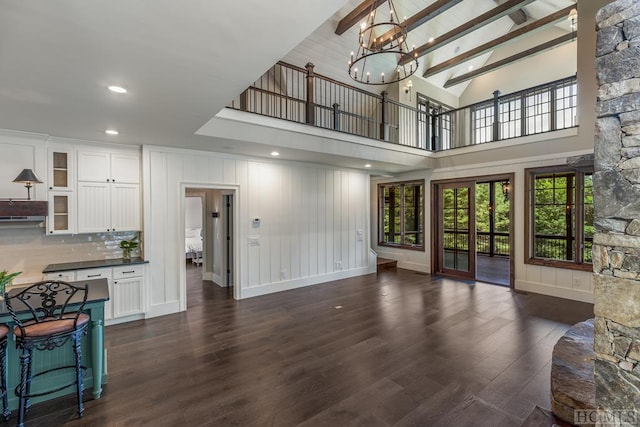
[43,263,146,325]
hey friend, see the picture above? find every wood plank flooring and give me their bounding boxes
[22,265,593,426]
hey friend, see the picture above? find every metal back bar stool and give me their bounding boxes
[4,281,90,427]
[0,324,9,420]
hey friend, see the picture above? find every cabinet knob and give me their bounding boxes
[50,231,53,234]
[49,186,53,190]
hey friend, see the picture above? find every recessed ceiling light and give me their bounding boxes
[428,37,434,43]
[270,151,280,156]
[468,65,474,71]
[105,129,119,135]
[364,164,372,168]
[108,85,127,94]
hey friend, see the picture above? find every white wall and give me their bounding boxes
[143,145,375,318]
[184,196,202,230]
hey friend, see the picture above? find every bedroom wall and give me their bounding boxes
[184,196,203,230]
[143,145,374,317]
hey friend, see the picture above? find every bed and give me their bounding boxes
[185,227,203,265]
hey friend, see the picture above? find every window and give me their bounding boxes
[379,180,425,250]
[525,167,593,270]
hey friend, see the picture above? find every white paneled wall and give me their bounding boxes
[143,146,373,318]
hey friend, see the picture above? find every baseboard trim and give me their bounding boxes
[146,301,181,318]
[515,280,594,303]
[239,266,375,299]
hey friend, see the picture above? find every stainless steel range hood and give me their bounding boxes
[0,201,47,226]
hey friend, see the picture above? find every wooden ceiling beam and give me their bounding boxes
[444,32,575,88]
[399,0,536,65]
[423,5,575,78]
[494,0,528,25]
[335,0,387,35]
[371,0,464,50]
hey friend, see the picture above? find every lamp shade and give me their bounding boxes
[13,169,43,184]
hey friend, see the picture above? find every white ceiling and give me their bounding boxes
[0,0,575,171]
[0,1,348,148]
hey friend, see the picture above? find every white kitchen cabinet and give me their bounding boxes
[76,268,114,321]
[76,149,141,233]
[77,150,139,184]
[47,191,76,235]
[47,145,75,191]
[44,271,76,282]
[46,144,76,235]
[77,182,140,232]
[44,263,146,325]
[112,265,144,319]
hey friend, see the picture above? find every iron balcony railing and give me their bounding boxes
[228,61,577,152]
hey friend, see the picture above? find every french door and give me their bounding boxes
[436,181,476,280]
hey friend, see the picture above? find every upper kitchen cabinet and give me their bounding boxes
[47,144,75,191]
[77,150,140,184]
[76,147,141,233]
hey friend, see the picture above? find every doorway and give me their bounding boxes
[182,186,237,307]
[432,175,513,287]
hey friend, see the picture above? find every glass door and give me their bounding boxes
[437,181,476,279]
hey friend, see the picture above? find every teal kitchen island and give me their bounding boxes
[0,278,109,410]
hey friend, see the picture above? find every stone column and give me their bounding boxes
[593,0,640,419]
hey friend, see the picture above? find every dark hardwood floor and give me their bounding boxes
[21,264,593,426]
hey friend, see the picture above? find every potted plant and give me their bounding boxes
[119,235,138,261]
[0,269,21,296]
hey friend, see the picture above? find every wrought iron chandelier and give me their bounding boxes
[348,0,418,85]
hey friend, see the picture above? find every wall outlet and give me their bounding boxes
[573,277,582,288]
[280,270,286,280]
[335,261,342,270]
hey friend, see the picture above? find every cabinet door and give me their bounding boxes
[47,191,75,235]
[111,183,140,231]
[47,146,74,191]
[76,268,113,320]
[77,182,111,232]
[77,151,110,182]
[113,277,143,317]
[110,153,140,184]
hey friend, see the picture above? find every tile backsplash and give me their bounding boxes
[0,227,141,284]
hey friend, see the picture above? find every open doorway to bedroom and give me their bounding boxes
[184,187,235,307]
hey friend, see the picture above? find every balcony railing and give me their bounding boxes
[228,61,577,152]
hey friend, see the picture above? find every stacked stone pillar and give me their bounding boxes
[593,0,640,418]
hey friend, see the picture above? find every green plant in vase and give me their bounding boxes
[0,269,21,297]
[119,235,139,261]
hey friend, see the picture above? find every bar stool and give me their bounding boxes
[0,324,10,420]
[4,281,89,427]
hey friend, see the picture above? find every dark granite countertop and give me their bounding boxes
[43,257,148,273]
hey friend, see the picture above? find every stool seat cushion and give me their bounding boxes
[13,313,90,338]
[0,325,8,340]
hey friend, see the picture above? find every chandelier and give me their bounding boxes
[348,0,418,85]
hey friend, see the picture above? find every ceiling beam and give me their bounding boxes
[370,0,464,50]
[423,5,575,78]
[444,32,575,87]
[399,0,536,65]
[335,0,386,35]
[494,0,528,25]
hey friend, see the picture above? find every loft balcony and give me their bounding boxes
[226,61,578,154]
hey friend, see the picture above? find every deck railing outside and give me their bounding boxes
[228,61,577,152]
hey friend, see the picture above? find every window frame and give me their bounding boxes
[524,166,593,271]
[378,180,425,251]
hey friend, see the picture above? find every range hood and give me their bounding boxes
[0,200,47,224]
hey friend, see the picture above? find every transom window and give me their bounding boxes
[379,180,425,250]
[525,167,593,269]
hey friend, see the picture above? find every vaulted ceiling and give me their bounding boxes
[283,0,576,97]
